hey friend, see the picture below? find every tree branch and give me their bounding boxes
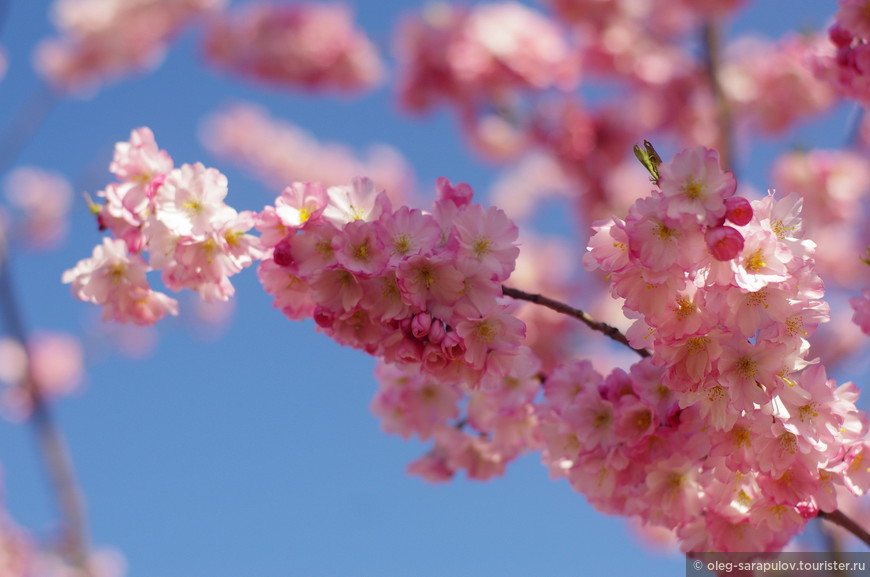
[501,285,650,358]
[818,510,870,549]
[0,232,94,574]
[702,21,735,175]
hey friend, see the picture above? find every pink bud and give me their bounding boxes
[724,196,753,226]
[435,177,473,207]
[411,313,432,339]
[796,502,819,520]
[830,23,854,49]
[441,331,465,360]
[428,319,446,344]
[272,237,294,267]
[705,225,744,261]
[313,306,334,328]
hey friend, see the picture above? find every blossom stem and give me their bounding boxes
[0,233,94,575]
[702,21,735,174]
[501,285,650,358]
[818,510,870,549]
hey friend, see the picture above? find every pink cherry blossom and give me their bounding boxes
[62,237,178,325]
[3,167,73,249]
[850,288,870,335]
[396,2,578,114]
[200,103,414,200]
[657,146,736,224]
[35,0,223,92]
[203,2,384,93]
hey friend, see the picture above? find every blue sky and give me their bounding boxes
[0,1,857,576]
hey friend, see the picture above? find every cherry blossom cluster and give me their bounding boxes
[571,146,870,552]
[395,2,578,114]
[2,167,73,250]
[35,0,223,92]
[810,0,870,107]
[62,128,260,324]
[200,103,413,198]
[721,34,836,134]
[372,346,540,482]
[771,149,870,284]
[203,2,384,93]
[256,175,528,390]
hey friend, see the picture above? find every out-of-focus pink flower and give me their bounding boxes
[850,288,870,335]
[488,153,573,221]
[200,103,414,204]
[3,167,73,249]
[395,2,578,114]
[771,149,870,283]
[203,2,384,93]
[0,332,85,419]
[721,34,837,133]
[810,22,870,107]
[837,0,870,39]
[34,0,224,93]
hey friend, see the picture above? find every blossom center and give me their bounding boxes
[352,239,372,262]
[682,177,705,200]
[393,234,412,255]
[473,237,492,258]
[472,319,498,343]
[735,356,758,378]
[745,248,766,272]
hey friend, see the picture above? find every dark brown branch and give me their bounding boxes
[501,285,651,358]
[702,21,735,175]
[818,510,870,549]
[0,234,93,574]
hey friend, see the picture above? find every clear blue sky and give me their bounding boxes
[0,1,855,576]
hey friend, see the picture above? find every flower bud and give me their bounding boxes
[724,196,753,226]
[428,319,446,344]
[411,312,432,339]
[313,306,334,328]
[441,331,465,360]
[272,237,294,267]
[705,225,744,261]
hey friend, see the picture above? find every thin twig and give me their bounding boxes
[501,285,651,358]
[0,84,58,176]
[819,510,870,549]
[702,21,735,175]
[0,232,93,574]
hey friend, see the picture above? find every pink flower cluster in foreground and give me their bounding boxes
[62,128,260,324]
[35,0,223,92]
[257,176,527,390]
[579,146,869,551]
[203,2,384,93]
[63,131,870,554]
